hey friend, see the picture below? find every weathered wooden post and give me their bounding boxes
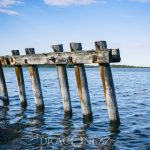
[70,43,93,122]
[25,48,44,110]
[11,50,27,108]
[95,41,120,125]
[0,61,9,106]
[51,44,72,117]
[0,96,8,101]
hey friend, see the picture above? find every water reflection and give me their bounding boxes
[40,115,120,149]
[1,68,150,149]
[0,102,120,149]
[0,107,46,149]
[0,107,21,149]
[19,110,45,149]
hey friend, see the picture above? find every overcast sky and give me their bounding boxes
[0,0,150,66]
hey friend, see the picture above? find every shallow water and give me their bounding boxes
[0,68,150,150]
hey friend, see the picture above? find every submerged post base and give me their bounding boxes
[36,104,45,111]
[83,113,93,123]
[3,99,9,106]
[0,96,9,106]
[64,111,73,119]
[0,96,7,101]
[20,101,27,108]
[110,119,120,127]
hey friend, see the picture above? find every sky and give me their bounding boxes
[0,0,150,66]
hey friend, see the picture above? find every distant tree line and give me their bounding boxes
[2,64,150,68]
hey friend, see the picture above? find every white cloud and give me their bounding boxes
[43,0,150,6]
[44,0,96,6]
[0,0,23,15]
[0,0,23,7]
[0,8,19,15]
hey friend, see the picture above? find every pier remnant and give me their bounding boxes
[70,43,93,122]
[0,62,9,106]
[95,41,120,125]
[52,44,72,117]
[0,41,121,125]
[12,50,27,108]
[25,48,44,110]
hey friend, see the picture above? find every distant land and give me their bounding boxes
[110,65,150,68]
[85,65,150,68]
[2,64,150,68]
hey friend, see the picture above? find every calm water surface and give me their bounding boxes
[0,68,150,150]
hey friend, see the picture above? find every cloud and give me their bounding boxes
[0,0,23,15]
[0,8,19,15]
[44,0,97,6]
[0,0,23,7]
[129,0,150,3]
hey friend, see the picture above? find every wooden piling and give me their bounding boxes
[25,48,44,110]
[12,50,27,108]
[0,96,7,101]
[52,44,72,117]
[0,62,9,106]
[70,43,93,122]
[95,41,120,125]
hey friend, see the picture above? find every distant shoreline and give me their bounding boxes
[2,65,150,68]
[110,65,150,68]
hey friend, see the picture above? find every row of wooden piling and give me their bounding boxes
[0,41,120,125]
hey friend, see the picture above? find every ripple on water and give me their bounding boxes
[0,68,150,149]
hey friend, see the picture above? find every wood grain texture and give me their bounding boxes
[25,48,44,110]
[52,45,72,117]
[70,43,92,122]
[0,62,9,106]
[0,50,111,66]
[12,50,27,108]
[101,63,120,125]
[95,41,120,125]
